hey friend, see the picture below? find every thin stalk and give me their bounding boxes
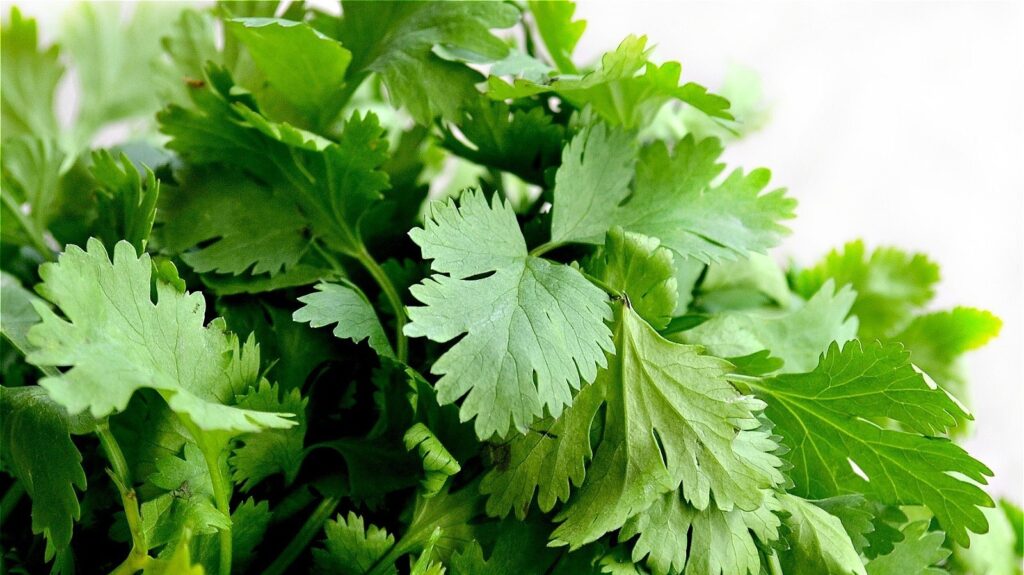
[579,270,623,299]
[356,248,408,363]
[205,449,234,575]
[96,422,150,570]
[261,496,341,575]
[1,193,54,262]
[528,241,563,258]
[0,482,25,523]
[768,552,784,575]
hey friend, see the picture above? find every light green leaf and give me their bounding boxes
[550,303,783,548]
[1,272,49,359]
[143,529,205,575]
[490,35,732,126]
[312,512,396,575]
[26,239,295,434]
[158,167,309,277]
[794,240,940,339]
[0,7,62,141]
[952,505,1019,575]
[338,0,519,123]
[405,189,613,439]
[749,340,992,545]
[0,386,86,559]
[227,18,352,129]
[777,493,867,575]
[449,518,560,574]
[550,124,795,264]
[529,0,586,73]
[700,252,791,310]
[867,521,950,575]
[293,282,395,359]
[584,227,678,330]
[1,135,64,249]
[91,151,160,254]
[230,381,308,491]
[404,423,461,498]
[142,444,230,550]
[679,280,857,374]
[622,490,781,575]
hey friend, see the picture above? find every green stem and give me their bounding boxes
[2,192,55,262]
[205,448,233,575]
[96,422,150,570]
[261,496,341,575]
[356,248,408,363]
[0,482,25,523]
[528,241,563,258]
[580,271,623,299]
[109,552,151,575]
[768,552,784,575]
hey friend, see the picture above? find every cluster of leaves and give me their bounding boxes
[1,2,1019,575]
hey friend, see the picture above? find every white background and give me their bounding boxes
[574,1,1023,502]
[9,0,1023,503]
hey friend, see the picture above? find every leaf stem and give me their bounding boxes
[767,552,784,575]
[579,270,623,299]
[261,496,341,575]
[96,422,150,569]
[528,241,563,258]
[204,447,234,575]
[1,192,55,262]
[0,482,25,523]
[355,248,408,363]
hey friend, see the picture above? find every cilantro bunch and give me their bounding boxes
[1,2,1019,575]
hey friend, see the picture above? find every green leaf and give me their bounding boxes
[158,167,309,277]
[227,18,352,129]
[0,7,62,141]
[550,303,783,548]
[312,512,396,575]
[405,189,613,439]
[749,340,992,545]
[230,381,308,491]
[449,518,560,574]
[338,0,519,123]
[794,240,940,339]
[0,386,86,559]
[893,307,1001,402]
[584,227,678,330]
[679,280,858,374]
[867,521,950,575]
[952,505,1019,575]
[1,272,49,359]
[293,282,395,359]
[1,135,64,249]
[490,35,733,126]
[404,423,461,498]
[550,125,795,264]
[142,443,230,550]
[26,239,295,434]
[91,151,160,254]
[777,493,867,575]
[811,494,877,554]
[440,98,565,186]
[621,489,782,575]
[529,0,586,73]
[143,529,205,575]
[699,252,791,310]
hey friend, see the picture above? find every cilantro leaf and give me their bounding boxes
[142,444,230,550]
[230,381,309,491]
[405,189,613,439]
[0,386,87,559]
[338,0,519,124]
[893,307,1001,401]
[312,512,396,575]
[777,493,867,575]
[490,35,733,127]
[142,529,205,575]
[749,340,993,545]
[293,282,395,359]
[951,505,1020,575]
[679,280,858,373]
[450,518,560,574]
[26,239,295,434]
[158,167,309,277]
[621,489,782,575]
[529,0,586,74]
[866,521,950,575]
[90,151,160,254]
[0,8,62,141]
[794,240,940,339]
[584,227,678,329]
[1,272,49,358]
[404,423,461,498]
[1,136,64,251]
[550,124,795,264]
[226,18,352,130]
[549,303,783,548]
